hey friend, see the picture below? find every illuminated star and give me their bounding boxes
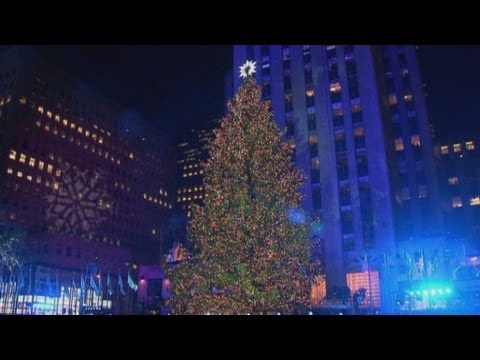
[239,60,256,79]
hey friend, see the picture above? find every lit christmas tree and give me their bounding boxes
[168,61,314,314]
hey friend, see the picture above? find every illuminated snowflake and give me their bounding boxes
[44,162,114,237]
[239,60,256,79]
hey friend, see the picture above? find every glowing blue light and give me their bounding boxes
[438,289,444,295]
[277,312,281,315]
[409,291,414,296]
[415,290,421,296]
[287,209,306,225]
[422,290,429,296]
[430,289,436,296]
[446,288,452,294]
[308,311,313,315]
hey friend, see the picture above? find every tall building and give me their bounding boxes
[233,45,443,307]
[176,120,217,219]
[0,47,176,313]
[435,139,480,252]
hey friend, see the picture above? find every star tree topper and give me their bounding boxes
[239,59,256,79]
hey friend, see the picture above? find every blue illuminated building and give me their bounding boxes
[233,45,443,309]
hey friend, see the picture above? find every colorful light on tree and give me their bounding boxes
[167,71,315,315]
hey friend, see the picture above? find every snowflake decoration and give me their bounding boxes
[44,163,115,237]
[239,60,256,79]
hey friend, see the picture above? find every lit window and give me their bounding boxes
[17,171,23,178]
[6,168,13,174]
[418,185,427,198]
[55,169,61,177]
[44,124,50,132]
[29,158,35,167]
[9,149,16,160]
[38,106,44,114]
[466,141,475,151]
[27,175,32,181]
[411,135,421,147]
[36,120,41,127]
[470,197,480,206]
[36,176,42,184]
[53,127,58,135]
[129,152,134,159]
[47,164,53,174]
[453,143,461,153]
[351,103,362,113]
[306,89,314,97]
[53,182,59,190]
[448,177,459,185]
[70,122,76,129]
[61,131,66,139]
[404,92,413,102]
[388,94,397,105]
[92,134,97,141]
[99,137,104,144]
[46,111,52,118]
[152,229,156,235]
[63,119,68,126]
[309,134,318,145]
[49,153,54,161]
[38,161,44,170]
[85,130,90,137]
[55,115,60,122]
[395,138,404,151]
[183,174,187,178]
[19,153,26,163]
[143,193,147,199]
[19,97,26,104]
[330,82,341,93]
[77,127,83,134]
[452,196,463,208]
[45,180,50,187]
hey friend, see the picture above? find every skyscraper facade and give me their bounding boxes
[233,45,442,306]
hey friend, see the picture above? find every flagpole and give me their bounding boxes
[116,270,120,314]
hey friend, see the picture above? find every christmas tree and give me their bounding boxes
[168,62,313,314]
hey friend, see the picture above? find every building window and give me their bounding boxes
[411,134,421,147]
[402,187,411,200]
[55,169,61,177]
[466,141,475,151]
[354,126,365,149]
[38,161,44,171]
[351,103,363,123]
[9,150,16,160]
[404,92,413,102]
[452,196,463,208]
[335,132,346,153]
[333,107,344,127]
[26,175,32,182]
[453,143,461,153]
[6,168,13,174]
[440,145,449,155]
[307,113,316,131]
[395,138,404,151]
[388,94,397,105]
[356,153,369,177]
[312,188,322,210]
[418,184,427,198]
[17,171,23,178]
[47,164,53,174]
[19,153,26,164]
[448,176,459,185]
[470,197,480,206]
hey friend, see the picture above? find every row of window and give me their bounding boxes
[440,141,475,154]
[452,196,480,208]
[177,186,204,195]
[142,193,172,209]
[177,194,204,202]
[182,169,203,178]
[394,135,422,151]
[36,119,123,166]
[6,167,60,190]
[9,149,60,176]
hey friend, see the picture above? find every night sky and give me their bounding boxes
[1,45,479,143]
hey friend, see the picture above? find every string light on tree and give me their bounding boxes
[167,67,318,315]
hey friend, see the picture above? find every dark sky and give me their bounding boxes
[418,45,480,142]
[33,45,232,141]
[1,45,479,143]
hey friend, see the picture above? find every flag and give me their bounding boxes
[128,268,138,291]
[107,273,114,296]
[46,270,53,296]
[80,273,86,298]
[55,269,59,296]
[90,273,99,296]
[362,253,369,272]
[98,269,103,298]
[18,270,25,289]
[72,272,77,289]
[118,273,125,295]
